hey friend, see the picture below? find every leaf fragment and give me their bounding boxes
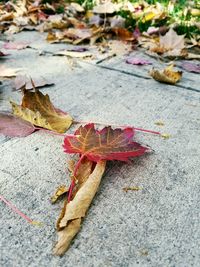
[0,65,20,79]
[123,186,141,192]
[13,75,54,91]
[0,112,35,137]
[155,120,165,126]
[11,89,73,133]
[51,185,69,204]
[161,133,171,139]
[149,65,182,85]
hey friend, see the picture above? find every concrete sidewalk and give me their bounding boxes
[0,32,200,267]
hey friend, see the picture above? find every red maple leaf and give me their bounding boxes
[63,123,149,162]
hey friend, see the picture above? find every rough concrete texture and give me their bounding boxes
[0,32,200,267]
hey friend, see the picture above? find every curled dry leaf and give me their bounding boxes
[54,159,106,255]
[13,75,54,91]
[0,112,35,137]
[149,65,182,85]
[11,89,73,133]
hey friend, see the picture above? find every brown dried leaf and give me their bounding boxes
[150,28,185,56]
[108,40,131,56]
[149,65,182,85]
[54,160,106,255]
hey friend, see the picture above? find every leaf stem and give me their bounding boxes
[73,120,161,136]
[34,127,66,137]
[0,195,33,224]
[67,154,85,203]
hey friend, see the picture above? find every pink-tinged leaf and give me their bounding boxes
[133,27,141,39]
[0,112,35,137]
[126,57,152,65]
[68,47,88,52]
[181,62,200,74]
[63,123,149,162]
[3,42,29,50]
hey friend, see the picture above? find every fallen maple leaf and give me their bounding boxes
[63,123,149,162]
[13,75,54,91]
[11,89,73,133]
[54,123,149,254]
[126,57,152,65]
[149,65,182,85]
[0,112,35,137]
[150,28,185,56]
[160,28,185,51]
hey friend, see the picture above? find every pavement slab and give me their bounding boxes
[0,31,200,267]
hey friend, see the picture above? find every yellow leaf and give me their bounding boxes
[11,89,73,133]
[149,65,182,85]
[30,221,43,226]
[123,186,141,192]
[161,133,171,139]
[155,120,165,126]
[142,11,156,22]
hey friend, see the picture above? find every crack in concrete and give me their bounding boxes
[94,64,200,93]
